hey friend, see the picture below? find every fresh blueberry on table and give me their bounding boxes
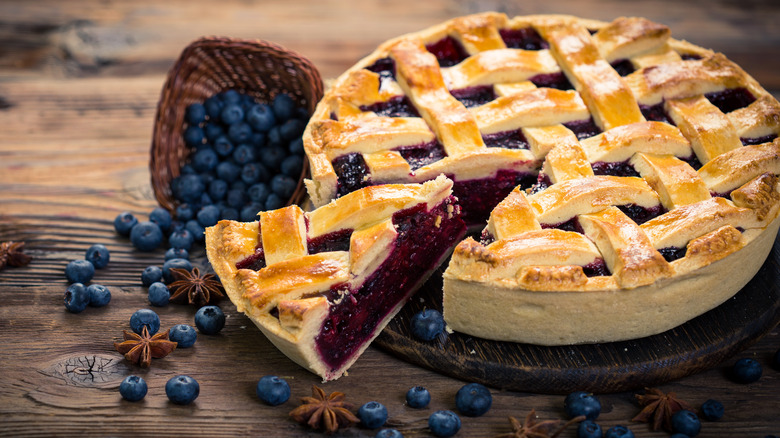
[113,211,138,236]
[375,429,403,438]
[169,323,197,348]
[84,244,110,269]
[141,265,163,287]
[129,221,164,252]
[405,386,431,409]
[428,410,461,437]
[700,399,724,421]
[175,204,194,222]
[129,308,160,335]
[455,382,492,417]
[165,375,200,405]
[410,309,445,341]
[64,283,89,313]
[174,174,205,203]
[577,420,603,438]
[255,375,291,406]
[119,375,148,402]
[168,228,194,251]
[564,390,602,420]
[603,425,634,438]
[197,205,221,228]
[185,220,206,243]
[147,282,170,307]
[358,401,388,429]
[731,357,762,383]
[671,410,701,437]
[149,207,173,234]
[87,284,111,307]
[65,259,95,284]
[164,248,189,261]
[195,305,226,335]
[162,258,193,283]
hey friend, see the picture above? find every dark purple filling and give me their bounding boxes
[529,173,552,194]
[541,217,583,233]
[360,96,420,118]
[426,36,469,67]
[564,118,602,140]
[450,85,496,108]
[617,204,664,225]
[611,59,635,77]
[236,222,266,270]
[742,133,778,145]
[482,129,529,149]
[682,155,703,170]
[479,229,495,246]
[658,246,686,262]
[705,87,755,113]
[529,72,574,90]
[640,102,674,125]
[394,141,447,171]
[333,153,372,197]
[499,27,548,50]
[582,258,610,277]
[308,229,353,254]
[366,57,396,81]
[681,54,703,61]
[315,198,467,371]
[451,170,538,227]
[591,160,641,178]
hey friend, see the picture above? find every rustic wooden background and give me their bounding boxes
[1,0,779,436]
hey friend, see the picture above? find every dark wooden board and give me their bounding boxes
[376,236,780,395]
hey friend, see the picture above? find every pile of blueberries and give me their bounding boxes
[172,90,308,225]
[63,244,112,313]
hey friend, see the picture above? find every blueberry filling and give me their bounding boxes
[425,36,469,67]
[617,204,664,225]
[742,133,778,146]
[591,160,641,178]
[499,28,548,50]
[451,170,538,227]
[479,229,495,246]
[333,153,372,197]
[366,57,397,82]
[658,246,687,262]
[236,223,267,270]
[529,72,574,91]
[482,129,529,149]
[564,118,602,140]
[541,217,583,233]
[582,258,610,277]
[450,85,496,108]
[682,155,703,170]
[610,59,635,76]
[640,102,674,125]
[681,53,703,61]
[308,229,353,254]
[360,96,420,118]
[705,87,755,113]
[315,199,467,371]
[395,141,447,171]
[529,173,552,194]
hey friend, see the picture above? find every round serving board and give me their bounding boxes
[375,236,780,394]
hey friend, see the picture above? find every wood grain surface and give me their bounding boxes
[1,1,779,436]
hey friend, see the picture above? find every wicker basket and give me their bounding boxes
[150,36,324,214]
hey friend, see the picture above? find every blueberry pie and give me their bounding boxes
[205,176,465,379]
[304,12,780,345]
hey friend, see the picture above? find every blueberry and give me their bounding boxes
[148,282,170,307]
[731,357,762,383]
[175,174,205,203]
[358,401,388,429]
[185,102,206,125]
[130,309,160,335]
[231,180,247,192]
[87,284,111,307]
[119,375,148,402]
[700,399,723,421]
[113,211,138,236]
[216,161,241,183]
[226,189,248,209]
[280,155,303,177]
[271,174,297,199]
[246,103,276,132]
[195,305,226,335]
[250,131,266,147]
[233,144,256,165]
[288,137,305,155]
[564,391,602,421]
[260,146,287,170]
[204,95,224,120]
[213,134,234,157]
[455,382,492,417]
[148,207,172,233]
[208,179,229,201]
[199,192,214,207]
[272,93,296,122]
[220,89,242,104]
[220,103,244,125]
[141,265,163,287]
[228,123,253,144]
[406,386,431,409]
[85,243,110,269]
[169,324,198,348]
[577,420,603,438]
[264,193,285,211]
[603,425,634,438]
[64,283,89,313]
[130,221,164,252]
[185,220,206,243]
[191,148,219,172]
[162,258,193,283]
[165,375,200,405]
[221,207,240,221]
[267,126,283,146]
[255,375,291,406]
[183,125,205,147]
[204,123,224,142]
[241,162,268,185]
[375,430,403,438]
[240,203,263,222]
[410,309,444,341]
[248,183,270,204]
[671,410,701,437]
[175,204,194,221]
[180,164,196,175]
[428,410,461,437]
[168,228,194,251]
[65,259,95,284]
[279,118,305,141]
[164,247,190,261]
[197,205,221,227]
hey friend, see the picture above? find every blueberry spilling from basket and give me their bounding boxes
[171,90,308,225]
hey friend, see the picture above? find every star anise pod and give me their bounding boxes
[0,241,32,270]
[113,326,177,368]
[289,385,359,434]
[496,409,584,438]
[632,387,694,432]
[168,267,225,307]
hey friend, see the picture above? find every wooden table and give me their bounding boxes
[1,1,779,436]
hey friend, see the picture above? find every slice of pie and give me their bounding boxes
[205,175,466,380]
